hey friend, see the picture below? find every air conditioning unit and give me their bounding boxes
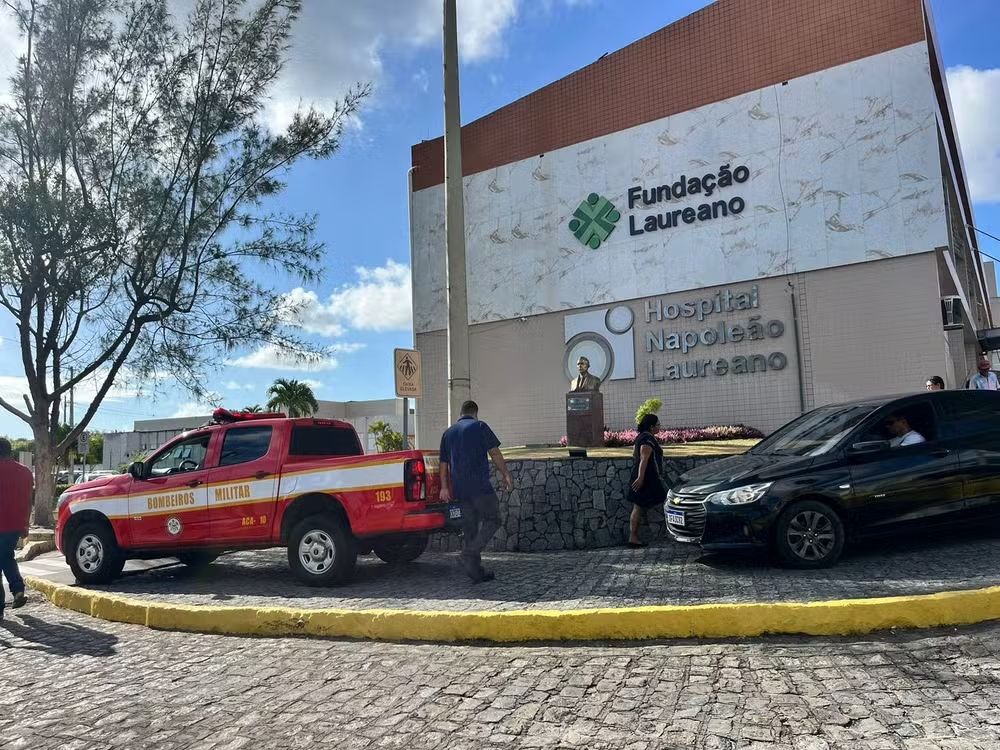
[942,296,964,329]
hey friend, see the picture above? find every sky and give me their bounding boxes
[0,0,999,439]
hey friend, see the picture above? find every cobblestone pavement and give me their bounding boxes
[2,600,1000,749]
[25,527,1000,611]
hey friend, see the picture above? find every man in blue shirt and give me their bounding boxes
[439,401,513,583]
[967,358,1000,391]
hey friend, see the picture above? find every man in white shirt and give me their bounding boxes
[884,413,926,447]
[967,358,1000,391]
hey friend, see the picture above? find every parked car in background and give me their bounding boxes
[72,470,119,484]
[56,411,446,586]
[667,391,1000,568]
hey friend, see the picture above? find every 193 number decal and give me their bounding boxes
[375,489,393,504]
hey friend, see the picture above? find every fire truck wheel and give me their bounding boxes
[372,534,429,565]
[288,514,357,586]
[67,522,126,585]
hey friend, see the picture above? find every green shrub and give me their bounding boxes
[635,398,663,426]
[369,420,404,453]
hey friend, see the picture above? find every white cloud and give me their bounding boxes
[0,376,27,408]
[948,66,1000,203]
[0,368,159,414]
[284,260,412,335]
[301,379,324,391]
[412,68,430,94]
[256,0,521,130]
[223,381,256,392]
[229,344,358,372]
[0,10,24,109]
[280,288,347,337]
[171,390,222,418]
[171,401,215,418]
[0,1,582,132]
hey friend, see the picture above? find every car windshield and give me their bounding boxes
[751,404,877,457]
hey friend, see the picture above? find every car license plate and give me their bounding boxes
[667,510,686,527]
[449,506,462,520]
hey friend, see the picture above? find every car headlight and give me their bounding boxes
[56,491,71,510]
[705,482,773,506]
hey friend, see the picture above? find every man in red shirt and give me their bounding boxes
[0,438,33,618]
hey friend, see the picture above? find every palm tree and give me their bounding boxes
[266,379,319,418]
[242,405,263,413]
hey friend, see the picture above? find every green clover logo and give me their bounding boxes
[568,193,621,250]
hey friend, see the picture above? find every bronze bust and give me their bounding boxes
[570,356,601,392]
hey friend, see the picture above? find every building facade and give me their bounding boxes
[102,398,416,468]
[409,0,990,447]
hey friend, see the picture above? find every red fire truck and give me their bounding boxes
[56,411,449,586]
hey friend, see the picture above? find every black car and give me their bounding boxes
[666,390,1000,568]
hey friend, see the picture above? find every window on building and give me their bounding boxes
[289,426,363,457]
[219,426,273,467]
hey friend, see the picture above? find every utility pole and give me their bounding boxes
[443,0,471,422]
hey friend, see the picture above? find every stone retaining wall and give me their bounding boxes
[428,455,719,553]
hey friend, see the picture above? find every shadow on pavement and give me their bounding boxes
[0,613,119,657]
[698,522,998,569]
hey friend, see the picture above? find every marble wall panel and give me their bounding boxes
[412,42,948,334]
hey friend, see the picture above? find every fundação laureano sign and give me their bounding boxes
[567,164,787,382]
[568,163,750,250]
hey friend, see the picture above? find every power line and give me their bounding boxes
[967,224,1000,266]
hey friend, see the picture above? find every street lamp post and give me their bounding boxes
[443,0,471,423]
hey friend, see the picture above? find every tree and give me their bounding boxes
[266,378,317,417]
[242,404,263,413]
[10,437,33,454]
[85,432,103,465]
[54,422,76,464]
[635,398,663,427]
[0,0,366,525]
[369,420,402,454]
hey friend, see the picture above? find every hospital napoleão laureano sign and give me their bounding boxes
[410,0,983,445]
[643,285,789,382]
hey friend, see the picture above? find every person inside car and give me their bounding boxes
[884,413,926,447]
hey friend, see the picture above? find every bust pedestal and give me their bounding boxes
[566,391,604,448]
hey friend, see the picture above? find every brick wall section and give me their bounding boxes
[411,0,926,191]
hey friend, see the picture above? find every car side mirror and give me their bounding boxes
[847,440,891,457]
[128,461,145,480]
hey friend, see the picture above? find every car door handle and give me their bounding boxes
[187,479,203,488]
[255,471,270,480]
[930,449,951,457]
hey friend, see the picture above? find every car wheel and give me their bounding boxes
[287,514,357,586]
[775,500,845,569]
[372,534,429,565]
[67,522,126,584]
[176,551,220,570]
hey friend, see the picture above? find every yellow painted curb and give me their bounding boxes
[23,575,1000,643]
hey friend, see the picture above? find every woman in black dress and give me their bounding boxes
[627,413,666,548]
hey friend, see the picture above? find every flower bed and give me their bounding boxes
[559,424,764,448]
